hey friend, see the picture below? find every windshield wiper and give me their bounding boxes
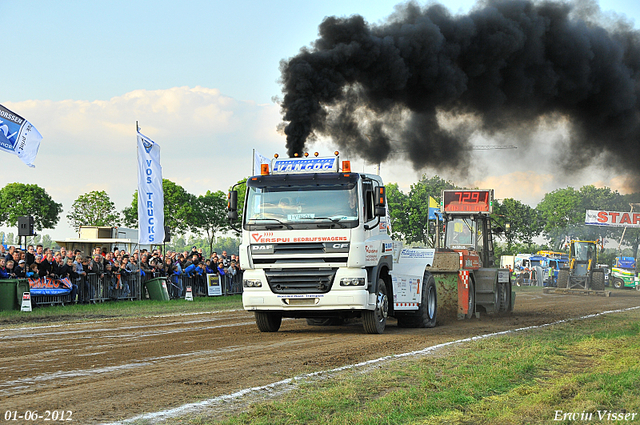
[312,217,348,228]
[249,217,293,229]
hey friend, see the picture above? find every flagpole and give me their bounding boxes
[252,148,255,175]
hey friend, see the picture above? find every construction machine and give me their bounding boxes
[556,240,606,291]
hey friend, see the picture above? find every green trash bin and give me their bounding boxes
[0,279,26,311]
[17,279,30,308]
[145,277,170,301]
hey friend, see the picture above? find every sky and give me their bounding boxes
[2,0,640,242]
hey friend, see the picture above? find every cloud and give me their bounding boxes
[2,86,283,239]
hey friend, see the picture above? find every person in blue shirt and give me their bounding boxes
[0,258,11,279]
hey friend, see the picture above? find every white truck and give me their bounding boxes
[228,153,513,334]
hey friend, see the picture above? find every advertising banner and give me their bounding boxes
[207,273,222,296]
[137,131,165,244]
[0,104,42,167]
[585,209,640,228]
[29,277,73,296]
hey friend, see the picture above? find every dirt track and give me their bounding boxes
[2,288,640,424]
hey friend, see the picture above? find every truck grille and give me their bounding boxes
[251,242,349,265]
[274,243,324,254]
[265,268,337,294]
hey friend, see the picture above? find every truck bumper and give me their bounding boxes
[243,289,373,312]
[242,269,373,312]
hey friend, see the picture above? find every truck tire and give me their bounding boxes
[396,273,437,328]
[363,278,388,334]
[498,282,511,313]
[465,279,475,319]
[255,311,282,332]
[557,270,569,288]
[612,277,624,290]
[306,317,345,326]
[591,271,605,291]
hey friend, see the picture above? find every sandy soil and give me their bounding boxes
[1,288,639,424]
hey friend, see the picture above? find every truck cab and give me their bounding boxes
[230,153,394,333]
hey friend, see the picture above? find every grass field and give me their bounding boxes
[168,308,640,425]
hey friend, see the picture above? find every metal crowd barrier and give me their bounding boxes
[29,268,243,307]
[75,273,142,303]
[31,293,74,307]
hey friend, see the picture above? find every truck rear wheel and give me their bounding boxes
[591,271,605,291]
[557,270,569,288]
[612,277,624,290]
[255,311,282,332]
[363,278,388,334]
[396,273,437,328]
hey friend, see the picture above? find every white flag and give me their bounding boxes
[253,150,270,175]
[137,131,165,244]
[0,104,42,167]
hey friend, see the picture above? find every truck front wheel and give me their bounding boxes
[612,277,624,290]
[363,278,388,334]
[255,311,282,332]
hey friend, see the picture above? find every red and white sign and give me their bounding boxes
[585,210,640,228]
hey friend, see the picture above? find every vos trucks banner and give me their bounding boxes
[585,209,640,228]
[0,104,42,167]
[137,130,165,244]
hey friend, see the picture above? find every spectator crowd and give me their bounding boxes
[0,243,243,303]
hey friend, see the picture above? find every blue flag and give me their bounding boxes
[427,196,442,220]
[0,104,42,167]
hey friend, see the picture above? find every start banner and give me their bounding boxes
[585,210,640,228]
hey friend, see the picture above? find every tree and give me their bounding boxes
[386,183,408,241]
[122,179,196,237]
[493,198,543,250]
[536,185,625,249]
[67,190,120,232]
[191,190,229,255]
[0,183,62,230]
[389,175,457,245]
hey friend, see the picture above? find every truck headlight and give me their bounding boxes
[243,279,262,288]
[340,277,365,286]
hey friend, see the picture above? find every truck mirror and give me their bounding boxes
[228,190,238,220]
[374,186,386,217]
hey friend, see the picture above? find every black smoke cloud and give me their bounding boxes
[279,0,640,185]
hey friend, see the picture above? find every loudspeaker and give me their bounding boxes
[18,216,35,236]
[163,226,171,243]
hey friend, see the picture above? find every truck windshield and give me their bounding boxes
[244,175,359,230]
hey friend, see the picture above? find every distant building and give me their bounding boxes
[56,226,151,256]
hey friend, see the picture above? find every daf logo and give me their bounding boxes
[252,245,273,250]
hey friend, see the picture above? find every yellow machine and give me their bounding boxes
[556,240,605,290]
